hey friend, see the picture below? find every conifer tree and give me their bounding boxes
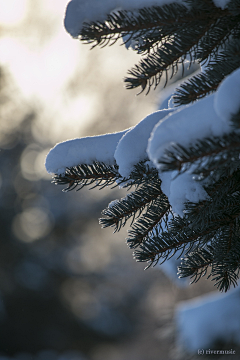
[46,0,240,292]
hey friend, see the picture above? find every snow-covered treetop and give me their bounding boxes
[46,0,240,291]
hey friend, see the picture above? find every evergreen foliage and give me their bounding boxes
[52,0,240,292]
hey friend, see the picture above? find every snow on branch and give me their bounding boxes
[45,129,129,175]
[45,0,240,291]
[147,93,231,170]
[64,0,185,38]
[64,0,232,38]
[215,67,240,122]
[64,0,238,96]
[46,68,240,216]
[115,109,174,177]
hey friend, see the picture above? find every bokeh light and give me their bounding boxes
[12,206,54,242]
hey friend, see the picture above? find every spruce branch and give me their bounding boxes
[174,39,240,105]
[80,3,189,49]
[122,160,159,188]
[211,222,240,292]
[211,223,239,261]
[52,162,121,191]
[133,213,216,267]
[194,13,240,61]
[179,244,240,292]
[79,1,229,51]
[134,185,240,270]
[126,194,170,249]
[173,71,219,105]
[156,131,240,178]
[124,22,212,94]
[227,0,240,16]
[179,223,240,292]
[176,180,240,290]
[123,1,238,94]
[178,246,213,283]
[79,0,235,94]
[182,171,240,235]
[212,268,239,292]
[52,0,240,291]
[52,160,159,192]
[99,178,162,232]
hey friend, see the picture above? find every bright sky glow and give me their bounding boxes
[0,0,29,25]
[0,33,80,101]
[13,206,54,242]
[0,0,156,145]
[0,0,95,143]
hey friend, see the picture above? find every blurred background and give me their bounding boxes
[0,1,235,359]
